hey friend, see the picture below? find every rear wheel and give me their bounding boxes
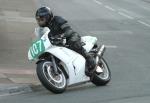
[91,58,111,86]
[36,60,67,94]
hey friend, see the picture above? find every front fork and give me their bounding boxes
[51,55,59,75]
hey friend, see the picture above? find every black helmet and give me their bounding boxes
[35,7,53,27]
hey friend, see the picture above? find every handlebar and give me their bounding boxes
[49,36,66,46]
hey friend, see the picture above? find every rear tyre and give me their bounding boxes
[91,58,111,86]
[36,60,67,94]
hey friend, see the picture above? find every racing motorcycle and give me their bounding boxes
[28,27,111,94]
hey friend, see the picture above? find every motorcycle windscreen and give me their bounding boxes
[35,27,50,39]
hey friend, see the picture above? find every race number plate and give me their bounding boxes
[29,39,45,59]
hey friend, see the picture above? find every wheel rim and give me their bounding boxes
[42,62,66,89]
[97,59,109,80]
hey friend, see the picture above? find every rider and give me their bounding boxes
[35,7,96,76]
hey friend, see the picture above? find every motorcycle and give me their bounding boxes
[28,27,111,94]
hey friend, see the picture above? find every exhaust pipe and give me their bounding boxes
[97,45,106,57]
[94,45,106,74]
[96,45,106,64]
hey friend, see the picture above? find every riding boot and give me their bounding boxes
[80,48,96,76]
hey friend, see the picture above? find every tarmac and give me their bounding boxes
[0,0,43,96]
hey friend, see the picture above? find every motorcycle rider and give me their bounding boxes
[35,7,96,76]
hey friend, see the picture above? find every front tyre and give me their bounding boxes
[91,58,111,86]
[36,60,67,94]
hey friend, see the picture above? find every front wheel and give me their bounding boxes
[91,58,111,86]
[36,60,67,94]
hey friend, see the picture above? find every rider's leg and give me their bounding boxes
[67,34,96,75]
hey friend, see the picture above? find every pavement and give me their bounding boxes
[0,0,43,96]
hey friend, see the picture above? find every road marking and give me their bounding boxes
[93,0,134,20]
[118,12,134,19]
[90,30,133,37]
[141,6,150,12]
[104,5,116,12]
[93,0,103,5]
[105,45,118,49]
[138,20,150,27]
[119,8,130,13]
[92,0,150,28]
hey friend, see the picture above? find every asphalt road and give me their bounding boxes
[1,0,150,103]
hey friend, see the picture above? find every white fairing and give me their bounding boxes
[46,47,90,85]
[46,36,97,85]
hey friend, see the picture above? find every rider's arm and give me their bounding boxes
[61,22,81,43]
[61,23,77,39]
[55,16,77,39]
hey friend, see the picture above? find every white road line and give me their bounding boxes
[93,0,103,5]
[104,5,116,12]
[118,12,134,20]
[138,20,150,27]
[119,8,130,13]
[105,45,118,49]
[141,6,150,12]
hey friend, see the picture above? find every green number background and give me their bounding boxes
[29,39,45,59]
